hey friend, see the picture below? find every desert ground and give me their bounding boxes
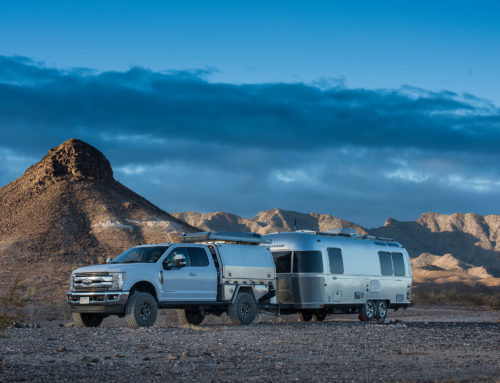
[1,305,499,382]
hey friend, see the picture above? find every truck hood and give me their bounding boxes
[72,263,156,274]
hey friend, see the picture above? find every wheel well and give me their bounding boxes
[236,286,255,297]
[130,281,158,301]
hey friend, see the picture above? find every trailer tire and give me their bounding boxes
[313,312,327,322]
[228,292,258,325]
[177,309,205,325]
[125,292,158,328]
[72,313,104,327]
[375,300,388,320]
[359,300,376,321]
[299,311,313,322]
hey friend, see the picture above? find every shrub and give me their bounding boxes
[413,284,500,310]
[0,279,26,331]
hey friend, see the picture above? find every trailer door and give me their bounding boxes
[327,248,344,302]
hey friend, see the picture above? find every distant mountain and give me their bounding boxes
[371,213,500,277]
[173,209,366,235]
[0,139,196,300]
[173,209,500,287]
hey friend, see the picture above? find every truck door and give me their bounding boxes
[161,245,217,301]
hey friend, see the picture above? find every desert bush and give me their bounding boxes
[413,284,500,310]
[0,279,26,330]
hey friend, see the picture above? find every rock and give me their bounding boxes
[167,355,178,360]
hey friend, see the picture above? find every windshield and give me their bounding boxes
[111,246,169,264]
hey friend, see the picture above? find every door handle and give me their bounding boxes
[189,272,197,276]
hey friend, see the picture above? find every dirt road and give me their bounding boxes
[1,305,499,382]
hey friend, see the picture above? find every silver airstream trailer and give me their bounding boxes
[262,229,412,322]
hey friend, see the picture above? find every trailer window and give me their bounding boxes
[292,251,323,273]
[327,248,344,274]
[378,251,393,276]
[188,247,210,267]
[391,252,406,276]
[273,251,292,273]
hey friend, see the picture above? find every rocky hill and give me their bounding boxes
[173,209,500,287]
[0,139,196,301]
[173,209,366,235]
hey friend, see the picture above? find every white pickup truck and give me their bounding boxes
[67,232,276,328]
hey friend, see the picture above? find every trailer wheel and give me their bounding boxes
[228,292,258,325]
[177,309,205,325]
[125,292,158,328]
[313,312,327,322]
[72,313,104,327]
[375,300,388,320]
[359,300,375,321]
[299,311,313,322]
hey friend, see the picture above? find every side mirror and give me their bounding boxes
[106,257,112,264]
[174,254,187,268]
[164,254,187,270]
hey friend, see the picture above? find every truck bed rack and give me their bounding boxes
[180,231,269,245]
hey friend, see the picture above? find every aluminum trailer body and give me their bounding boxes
[262,230,412,320]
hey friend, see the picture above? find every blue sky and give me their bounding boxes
[1,1,500,227]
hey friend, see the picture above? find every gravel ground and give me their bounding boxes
[1,306,499,382]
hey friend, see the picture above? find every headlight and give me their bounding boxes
[69,274,74,290]
[111,272,126,290]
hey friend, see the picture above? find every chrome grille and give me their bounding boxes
[73,273,113,291]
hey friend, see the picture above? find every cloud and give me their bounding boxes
[1,54,500,227]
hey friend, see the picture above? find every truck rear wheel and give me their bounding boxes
[177,309,205,325]
[72,312,104,327]
[228,292,258,325]
[125,292,158,328]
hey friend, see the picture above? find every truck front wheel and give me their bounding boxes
[228,292,258,325]
[125,292,158,328]
[177,309,205,325]
[72,312,104,327]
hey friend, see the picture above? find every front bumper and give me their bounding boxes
[67,291,129,314]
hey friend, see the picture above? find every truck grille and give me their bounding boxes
[73,273,113,291]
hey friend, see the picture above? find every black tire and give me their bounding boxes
[177,309,205,325]
[299,311,313,322]
[125,292,158,328]
[375,300,388,320]
[228,292,258,325]
[313,311,327,322]
[359,300,376,321]
[72,312,104,328]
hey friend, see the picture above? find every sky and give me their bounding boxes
[1,1,500,228]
